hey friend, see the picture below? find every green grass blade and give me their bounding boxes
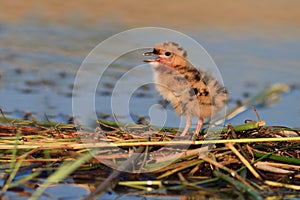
[30,150,95,200]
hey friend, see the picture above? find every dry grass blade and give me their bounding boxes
[264,180,300,190]
[226,142,262,180]
[254,162,297,174]
[257,161,300,171]
[201,156,258,192]
[157,159,205,179]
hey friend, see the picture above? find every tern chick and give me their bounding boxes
[144,41,228,136]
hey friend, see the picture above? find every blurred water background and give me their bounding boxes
[1,1,299,128]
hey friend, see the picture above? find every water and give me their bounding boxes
[0,16,300,199]
[1,22,299,128]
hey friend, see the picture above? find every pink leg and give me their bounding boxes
[194,117,203,136]
[180,116,192,136]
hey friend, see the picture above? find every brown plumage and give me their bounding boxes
[144,41,228,136]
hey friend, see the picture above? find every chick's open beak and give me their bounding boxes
[143,51,159,62]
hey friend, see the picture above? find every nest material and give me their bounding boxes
[0,118,300,199]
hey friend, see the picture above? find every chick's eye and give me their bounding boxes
[164,51,171,56]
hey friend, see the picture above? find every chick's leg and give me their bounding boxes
[194,117,203,136]
[180,116,192,136]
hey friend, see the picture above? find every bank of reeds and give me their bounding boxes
[0,116,299,199]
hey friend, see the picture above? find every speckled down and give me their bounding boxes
[150,42,228,118]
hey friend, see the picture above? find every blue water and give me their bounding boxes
[1,22,299,128]
[1,21,300,199]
